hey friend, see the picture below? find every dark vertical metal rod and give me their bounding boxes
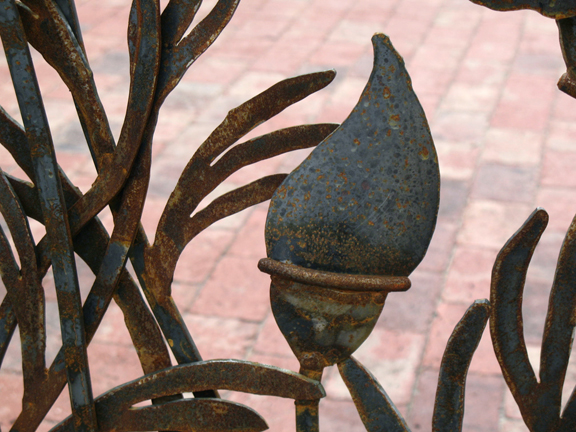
[0,1,97,430]
[295,368,322,432]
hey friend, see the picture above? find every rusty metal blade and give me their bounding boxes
[52,0,84,47]
[160,0,202,46]
[97,360,325,410]
[0,223,20,295]
[156,71,336,245]
[490,208,547,430]
[433,300,490,432]
[538,212,576,424]
[61,0,160,235]
[53,399,268,432]
[468,0,576,18]
[51,360,323,432]
[338,356,410,432]
[194,71,336,165]
[558,18,576,98]
[66,0,159,230]
[561,384,576,429]
[0,172,37,276]
[212,124,339,180]
[156,0,240,102]
[0,300,16,369]
[0,170,46,392]
[111,399,268,432]
[0,1,97,429]
[146,174,287,301]
[265,33,440,277]
[0,107,34,181]
[7,173,173,432]
[19,0,115,167]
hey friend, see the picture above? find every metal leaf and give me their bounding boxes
[433,300,490,432]
[338,356,410,432]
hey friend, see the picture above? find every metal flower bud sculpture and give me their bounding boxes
[259,33,441,431]
[3,0,576,429]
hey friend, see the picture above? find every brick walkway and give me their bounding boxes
[1,0,575,430]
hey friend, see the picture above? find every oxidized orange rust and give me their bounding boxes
[258,258,410,292]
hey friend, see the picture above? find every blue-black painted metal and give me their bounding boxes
[433,300,490,431]
[0,0,97,429]
[265,34,440,277]
[1,0,576,430]
[339,356,410,432]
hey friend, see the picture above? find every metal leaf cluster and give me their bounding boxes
[2,0,576,431]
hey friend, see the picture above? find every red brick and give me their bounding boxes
[379,270,443,333]
[173,228,236,286]
[455,59,508,86]
[546,120,576,152]
[86,342,144,397]
[423,302,468,368]
[327,20,379,45]
[500,417,530,432]
[482,128,542,166]
[252,40,320,75]
[440,83,500,113]
[527,229,566,282]
[461,373,504,430]
[90,300,135,347]
[418,217,457,272]
[435,141,480,180]
[191,256,271,321]
[468,329,502,376]
[253,313,296,358]
[182,314,260,360]
[319,399,366,431]
[228,206,268,259]
[407,368,437,431]
[309,41,368,68]
[438,180,469,221]
[552,93,576,123]
[324,329,425,405]
[472,163,537,203]
[491,101,551,132]
[0,373,23,429]
[458,200,533,249]
[542,151,576,188]
[535,187,576,233]
[443,246,496,304]
[432,111,489,146]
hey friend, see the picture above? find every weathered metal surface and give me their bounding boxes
[489,208,576,432]
[490,208,547,431]
[433,300,490,431]
[270,276,388,371]
[0,0,97,429]
[468,0,576,18]
[3,0,574,429]
[259,258,410,291]
[265,33,440,277]
[52,360,325,432]
[339,356,410,432]
[558,17,576,98]
[54,399,269,432]
[259,32,441,432]
[149,71,337,300]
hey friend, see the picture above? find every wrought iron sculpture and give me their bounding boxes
[1,0,576,431]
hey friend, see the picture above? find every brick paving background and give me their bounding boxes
[1,0,576,430]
